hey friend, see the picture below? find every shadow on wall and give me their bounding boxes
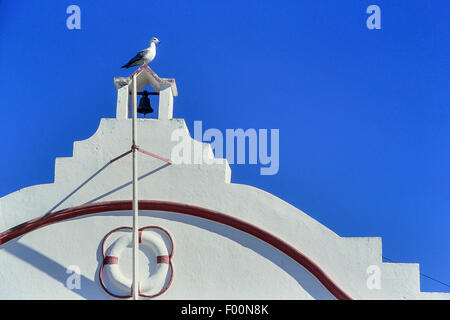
[45,162,112,215]
[1,211,335,299]
[46,162,170,215]
[1,240,108,299]
[84,163,170,205]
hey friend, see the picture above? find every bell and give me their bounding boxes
[137,90,154,116]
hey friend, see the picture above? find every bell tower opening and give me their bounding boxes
[134,85,159,119]
[114,65,177,120]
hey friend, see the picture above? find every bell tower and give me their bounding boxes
[113,65,178,120]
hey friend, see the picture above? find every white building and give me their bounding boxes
[0,66,448,300]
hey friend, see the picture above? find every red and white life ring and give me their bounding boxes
[99,226,174,298]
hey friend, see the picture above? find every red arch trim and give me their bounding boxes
[0,200,353,300]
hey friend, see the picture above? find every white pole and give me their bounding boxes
[132,74,139,300]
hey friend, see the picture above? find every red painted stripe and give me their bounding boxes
[129,65,162,83]
[135,145,172,164]
[104,256,119,265]
[157,255,170,264]
[109,149,132,164]
[0,200,353,300]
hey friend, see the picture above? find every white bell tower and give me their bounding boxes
[113,65,178,120]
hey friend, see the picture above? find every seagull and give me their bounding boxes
[121,37,161,68]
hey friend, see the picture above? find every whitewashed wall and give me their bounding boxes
[0,117,448,300]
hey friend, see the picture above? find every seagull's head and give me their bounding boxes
[151,37,161,45]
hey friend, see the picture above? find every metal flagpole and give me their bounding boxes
[131,73,139,300]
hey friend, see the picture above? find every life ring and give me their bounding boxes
[99,226,174,299]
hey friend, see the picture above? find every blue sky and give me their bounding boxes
[0,1,449,293]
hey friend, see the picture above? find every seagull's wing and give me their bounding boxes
[121,49,147,68]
